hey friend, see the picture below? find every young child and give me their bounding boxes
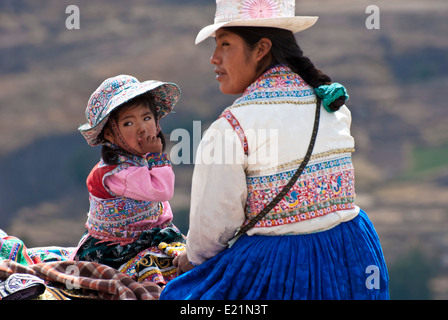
[72,75,185,286]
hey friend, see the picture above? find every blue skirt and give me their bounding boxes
[160,210,389,300]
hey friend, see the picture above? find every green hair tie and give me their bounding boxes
[314,83,349,113]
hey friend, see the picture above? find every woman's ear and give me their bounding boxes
[255,37,272,62]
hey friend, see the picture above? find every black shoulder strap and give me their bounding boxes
[232,97,322,239]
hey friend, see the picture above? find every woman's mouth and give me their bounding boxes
[214,69,226,81]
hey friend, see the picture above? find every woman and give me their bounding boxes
[160,0,389,300]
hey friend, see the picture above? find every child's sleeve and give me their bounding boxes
[104,153,174,202]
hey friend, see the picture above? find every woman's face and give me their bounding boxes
[210,29,261,95]
[105,103,158,155]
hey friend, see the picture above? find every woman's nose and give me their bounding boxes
[210,49,219,65]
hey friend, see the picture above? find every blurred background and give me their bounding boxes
[0,0,447,299]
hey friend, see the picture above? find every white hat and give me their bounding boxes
[195,0,318,44]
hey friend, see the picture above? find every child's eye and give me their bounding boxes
[144,116,153,121]
[123,121,133,127]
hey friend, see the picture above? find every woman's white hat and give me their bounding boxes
[195,0,318,44]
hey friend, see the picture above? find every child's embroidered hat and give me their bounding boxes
[79,75,180,146]
[195,0,318,44]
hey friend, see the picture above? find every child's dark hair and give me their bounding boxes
[101,92,166,165]
[223,26,345,111]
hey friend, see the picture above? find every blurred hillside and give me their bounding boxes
[0,0,447,299]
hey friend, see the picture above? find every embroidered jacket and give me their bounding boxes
[187,65,359,265]
[85,152,175,245]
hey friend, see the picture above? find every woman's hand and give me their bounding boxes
[138,135,163,154]
[174,251,195,276]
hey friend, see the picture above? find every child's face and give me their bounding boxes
[105,103,158,155]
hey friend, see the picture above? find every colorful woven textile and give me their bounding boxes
[74,227,185,280]
[0,233,34,266]
[86,152,172,245]
[0,259,161,300]
[119,241,185,284]
[1,229,74,266]
[27,247,74,263]
[244,155,356,228]
[0,273,46,300]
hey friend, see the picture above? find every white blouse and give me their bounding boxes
[186,66,360,265]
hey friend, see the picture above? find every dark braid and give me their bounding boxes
[223,26,345,111]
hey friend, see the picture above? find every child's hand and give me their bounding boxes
[138,135,163,154]
[174,251,195,276]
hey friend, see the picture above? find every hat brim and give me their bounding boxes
[79,80,180,146]
[195,16,318,44]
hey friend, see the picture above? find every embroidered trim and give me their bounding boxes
[245,155,356,228]
[232,65,315,106]
[146,153,172,168]
[227,98,317,110]
[253,201,357,228]
[217,66,319,157]
[87,196,162,245]
[219,109,249,156]
[87,152,169,245]
[246,148,355,176]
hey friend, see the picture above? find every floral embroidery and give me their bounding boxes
[241,0,279,19]
[245,156,356,228]
[79,75,180,147]
[233,65,315,106]
[146,153,172,168]
[214,0,295,24]
[220,65,314,154]
[219,110,249,155]
[87,195,162,243]
[86,153,170,244]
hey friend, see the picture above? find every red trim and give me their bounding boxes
[219,110,248,155]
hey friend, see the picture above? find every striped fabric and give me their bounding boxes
[0,259,161,300]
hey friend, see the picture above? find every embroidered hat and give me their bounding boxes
[195,0,318,44]
[79,75,181,146]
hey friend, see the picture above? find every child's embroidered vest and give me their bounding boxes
[86,152,171,245]
[220,65,357,230]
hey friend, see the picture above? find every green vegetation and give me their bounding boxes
[389,248,436,300]
[402,143,448,179]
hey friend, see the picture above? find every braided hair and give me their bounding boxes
[223,26,345,111]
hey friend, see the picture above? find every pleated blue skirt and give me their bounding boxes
[160,210,389,300]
